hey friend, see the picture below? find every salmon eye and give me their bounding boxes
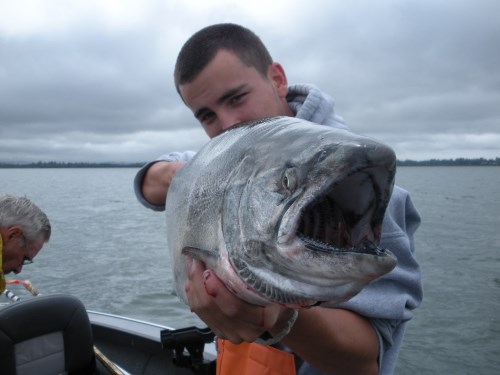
[282,168,297,192]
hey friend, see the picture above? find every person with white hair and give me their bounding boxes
[0,194,51,293]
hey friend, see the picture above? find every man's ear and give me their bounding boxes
[268,62,289,98]
[6,226,23,241]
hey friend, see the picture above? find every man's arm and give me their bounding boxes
[186,258,379,375]
[142,161,185,206]
[134,151,196,210]
[278,307,379,375]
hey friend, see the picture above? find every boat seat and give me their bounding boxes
[0,294,96,375]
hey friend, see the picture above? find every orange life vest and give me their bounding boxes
[216,338,296,375]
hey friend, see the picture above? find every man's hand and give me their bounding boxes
[184,257,290,343]
[143,161,185,205]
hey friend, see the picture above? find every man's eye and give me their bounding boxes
[201,112,215,123]
[230,93,246,105]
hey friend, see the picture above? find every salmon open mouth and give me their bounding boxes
[296,169,386,254]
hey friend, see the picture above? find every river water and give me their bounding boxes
[1,166,499,374]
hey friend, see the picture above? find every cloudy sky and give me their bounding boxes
[1,0,499,163]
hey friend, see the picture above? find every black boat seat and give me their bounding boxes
[0,294,96,375]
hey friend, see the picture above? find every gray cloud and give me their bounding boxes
[1,0,499,163]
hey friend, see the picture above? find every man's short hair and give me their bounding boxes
[174,23,273,96]
[0,194,51,243]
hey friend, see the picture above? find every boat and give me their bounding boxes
[89,310,217,374]
[0,280,217,375]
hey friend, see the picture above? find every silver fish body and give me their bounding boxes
[166,116,397,308]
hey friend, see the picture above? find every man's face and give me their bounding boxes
[179,49,293,138]
[2,227,44,274]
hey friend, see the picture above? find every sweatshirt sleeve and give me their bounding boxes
[335,185,423,374]
[133,151,196,211]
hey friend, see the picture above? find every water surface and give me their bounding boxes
[1,167,499,374]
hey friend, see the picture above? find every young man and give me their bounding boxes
[0,194,51,293]
[134,24,422,375]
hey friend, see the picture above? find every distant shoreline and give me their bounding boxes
[0,162,145,168]
[0,158,499,168]
[397,158,499,166]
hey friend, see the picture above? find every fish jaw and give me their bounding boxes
[229,238,397,308]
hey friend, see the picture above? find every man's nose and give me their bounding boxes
[218,113,242,130]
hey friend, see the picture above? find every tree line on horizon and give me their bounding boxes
[0,157,499,168]
[0,161,144,168]
[396,157,499,166]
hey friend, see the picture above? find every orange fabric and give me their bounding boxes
[216,338,296,375]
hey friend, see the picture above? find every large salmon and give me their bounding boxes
[166,116,397,308]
